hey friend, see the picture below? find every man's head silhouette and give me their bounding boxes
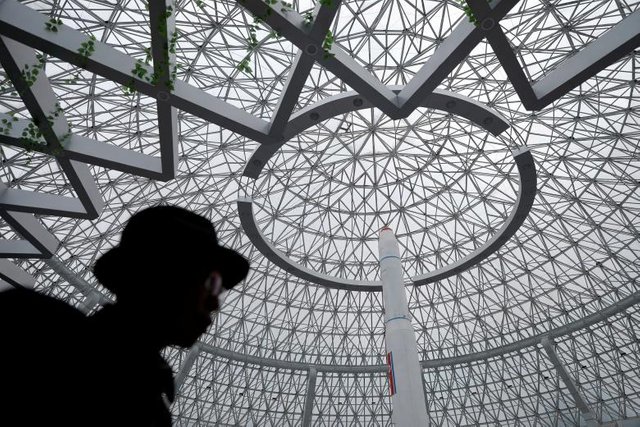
[93,205,249,347]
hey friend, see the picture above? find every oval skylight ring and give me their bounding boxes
[239,92,535,291]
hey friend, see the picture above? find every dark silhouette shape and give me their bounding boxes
[0,205,249,426]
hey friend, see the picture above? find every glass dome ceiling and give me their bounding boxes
[1,0,639,425]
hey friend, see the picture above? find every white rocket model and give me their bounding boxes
[378,227,430,426]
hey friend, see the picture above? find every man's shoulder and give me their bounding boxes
[0,288,89,343]
[0,287,86,319]
[0,288,93,425]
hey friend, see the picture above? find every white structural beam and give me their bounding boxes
[396,21,478,114]
[0,208,59,258]
[0,258,36,289]
[532,9,640,109]
[240,92,531,294]
[0,0,275,145]
[396,0,520,116]
[269,1,342,136]
[236,0,523,120]
[541,337,598,426]
[245,88,508,178]
[465,0,537,109]
[0,36,104,220]
[0,181,86,218]
[56,157,103,219]
[173,81,273,143]
[237,0,640,123]
[269,52,315,137]
[468,0,640,111]
[43,256,111,303]
[239,143,534,291]
[422,288,640,368]
[235,0,401,118]
[301,367,317,427]
[0,0,633,155]
[0,115,166,181]
[148,0,178,180]
[0,0,633,154]
[200,342,387,373]
[175,342,202,393]
[379,228,430,426]
[63,134,164,179]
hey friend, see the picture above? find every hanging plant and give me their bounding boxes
[237,56,253,74]
[154,5,179,90]
[20,120,45,152]
[122,78,137,96]
[460,0,494,26]
[303,11,314,26]
[18,103,71,156]
[280,1,293,12]
[77,35,97,67]
[143,47,152,65]
[126,4,180,93]
[234,0,319,73]
[132,59,149,80]
[20,54,46,88]
[45,18,63,32]
[322,30,334,59]
[0,114,18,136]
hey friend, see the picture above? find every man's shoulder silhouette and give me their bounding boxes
[0,288,91,425]
[0,287,89,344]
[0,287,89,349]
[0,286,86,318]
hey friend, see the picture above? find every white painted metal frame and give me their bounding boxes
[541,336,598,426]
[0,0,636,288]
[194,288,640,373]
[0,0,180,286]
[467,0,640,110]
[0,0,638,424]
[244,88,508,178]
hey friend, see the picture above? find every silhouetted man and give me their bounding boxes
[0,205,249,426]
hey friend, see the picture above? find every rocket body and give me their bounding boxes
[378,228,430,426]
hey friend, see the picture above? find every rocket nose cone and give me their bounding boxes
[378,227,400,257]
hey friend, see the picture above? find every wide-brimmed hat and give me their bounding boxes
[93,205,249,296]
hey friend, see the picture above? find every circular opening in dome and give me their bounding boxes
[251,107,517,282]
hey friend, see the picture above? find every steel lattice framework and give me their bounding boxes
[0,0,639,425]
